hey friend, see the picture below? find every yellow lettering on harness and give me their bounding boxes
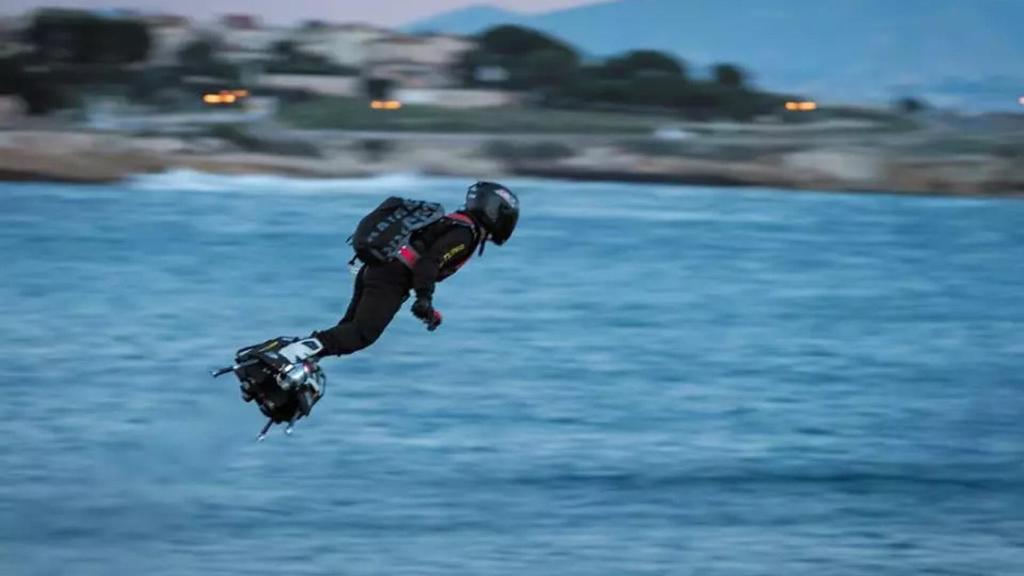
[442,244,466,264]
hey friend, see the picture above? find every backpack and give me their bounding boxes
[348,197,447,265]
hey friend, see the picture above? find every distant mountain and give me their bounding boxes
[406,4,526,35]
[405,0,1024,111]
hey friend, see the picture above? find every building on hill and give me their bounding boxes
[215,14,287,64]
[220,14,259,31]
[365,33,474,89]
[144,14,196,65]
[360,33,519,109]
[290,22,389,70]
[0,16,30,57]
[0,95,26,124]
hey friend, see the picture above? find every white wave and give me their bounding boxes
[126,169,434,195]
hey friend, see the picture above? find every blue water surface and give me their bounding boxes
[1,173,1022,575]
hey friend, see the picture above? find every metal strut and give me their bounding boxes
[256,418,274,442]
[210,359,259,378]
[212,357,314,442]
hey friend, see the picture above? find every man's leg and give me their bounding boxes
[315,264,409,356]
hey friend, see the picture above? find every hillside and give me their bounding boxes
[406,0,1024,110]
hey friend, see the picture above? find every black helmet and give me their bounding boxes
[465,181,519,246]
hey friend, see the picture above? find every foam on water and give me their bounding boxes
[127,169,439,195]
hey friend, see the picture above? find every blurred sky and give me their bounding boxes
[1,0,597,26]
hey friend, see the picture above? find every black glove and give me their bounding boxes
[411,294,433,320]
[411,295,442,331]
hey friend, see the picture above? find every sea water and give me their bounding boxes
[1,173,1021,575]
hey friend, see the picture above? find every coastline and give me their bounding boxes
[1,128,1022,197]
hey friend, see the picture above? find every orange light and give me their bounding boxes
[203,92,244,105]
[785,100,818,112]
[370,100,402,110]
[232,89,250,98]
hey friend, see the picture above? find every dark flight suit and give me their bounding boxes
[314,213,479,357]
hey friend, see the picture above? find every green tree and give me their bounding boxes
[107,19,151,62]
[0,57,24,93]
[477,25,576,58]
[522,49,578,88]
[176,37,243,80]
[600,50,686,80]
[895,96,928,114]
[458,25,580,91]
[712,63,746,89]
[365,77,393,100]
[628,76,691,108]
[453,49,498,86]
[265,41,355,75]
[271,39,297,60]
[177,38,216,69]
[28,10,151,64]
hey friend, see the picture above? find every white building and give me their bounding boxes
[215,14,288,64]
[365,34,475,89]
[291,22,389,70]
[145,15,197,65]
[0,14,34,57]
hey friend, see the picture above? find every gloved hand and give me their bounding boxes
[276,337,325,364]
[411,295,442,331]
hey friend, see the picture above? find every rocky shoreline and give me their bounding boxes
[1,128,1022,197]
